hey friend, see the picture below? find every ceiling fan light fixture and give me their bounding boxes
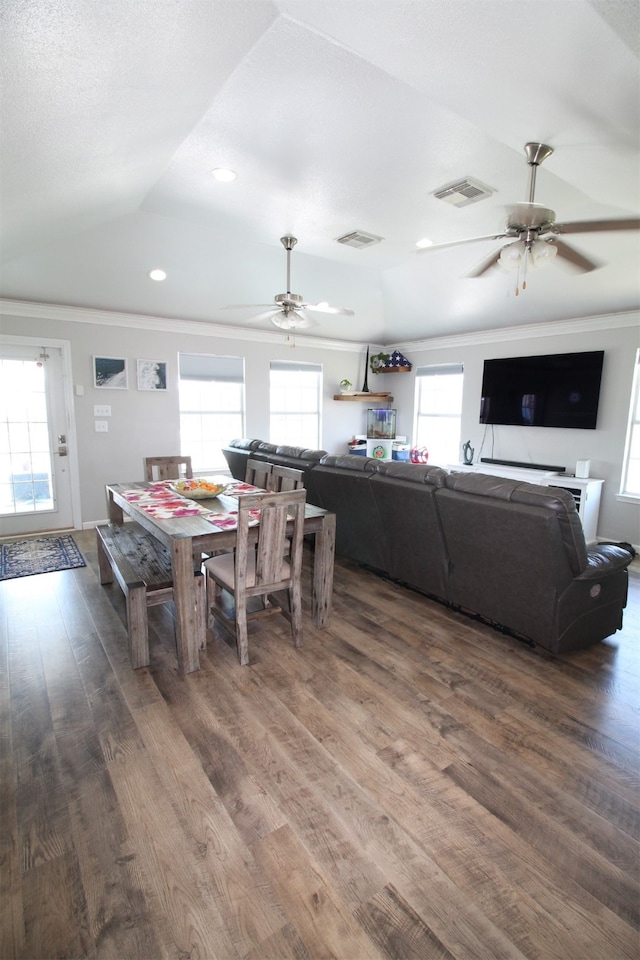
[531,239,557,267]
[498,241,526,269]
[499,238,557,272]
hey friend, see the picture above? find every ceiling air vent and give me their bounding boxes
[433,177,495,208]
[335,230,384,248]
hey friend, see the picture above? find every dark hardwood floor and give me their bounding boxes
[1,529,638,960]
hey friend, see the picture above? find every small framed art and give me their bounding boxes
[93,356,128,389]
[137,359,168,391]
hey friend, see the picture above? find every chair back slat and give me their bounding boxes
[144,456,193,482]
[245,459,273,489]
[268,464,305,492]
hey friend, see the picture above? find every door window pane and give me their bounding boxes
[0,358,54,514]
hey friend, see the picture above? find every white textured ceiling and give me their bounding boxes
[1,0,638,344]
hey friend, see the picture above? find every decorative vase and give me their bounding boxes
[361,346,370,393]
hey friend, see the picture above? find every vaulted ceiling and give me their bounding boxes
[1,0,638,344]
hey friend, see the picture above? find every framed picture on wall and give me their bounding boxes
[93,356,128,389]
[137,359,168,391]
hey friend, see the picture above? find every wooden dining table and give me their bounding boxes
[105,478,336,674]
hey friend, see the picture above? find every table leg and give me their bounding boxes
[171,537,201,674]
[312,513,336,627]
[107,488,123,523]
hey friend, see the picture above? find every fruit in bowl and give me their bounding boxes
[170,478,228,499]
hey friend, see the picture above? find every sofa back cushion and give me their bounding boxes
[444,472,588,574]
[313,456,386,570]
[371,462,450,599]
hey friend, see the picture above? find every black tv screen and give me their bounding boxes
[479,350,604,429]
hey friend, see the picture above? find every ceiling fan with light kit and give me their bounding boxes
[224,235,354,329]
[420,142,640,294]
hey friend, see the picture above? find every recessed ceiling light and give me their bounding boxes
[416,238,434,249]
[211,167,238,183]
[149,269,167,281]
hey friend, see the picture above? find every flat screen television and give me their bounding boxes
[479,350,604,429]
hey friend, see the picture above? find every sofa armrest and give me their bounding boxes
[577,543,635,580]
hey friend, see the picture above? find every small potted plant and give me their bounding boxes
[369,351,391,374]
[339,378,354,394]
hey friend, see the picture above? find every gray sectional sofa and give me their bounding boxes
[222,440,634,654]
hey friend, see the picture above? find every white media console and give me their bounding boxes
[450,461,603,543]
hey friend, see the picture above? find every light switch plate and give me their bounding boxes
[94,420,109,432]
[93,404,111,417]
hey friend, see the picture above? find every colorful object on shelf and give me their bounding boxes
[382,350,412,371]
[410,446,429,463]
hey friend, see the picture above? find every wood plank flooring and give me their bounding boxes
[1,529,638,959]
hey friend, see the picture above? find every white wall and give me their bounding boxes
[1,301,638,544]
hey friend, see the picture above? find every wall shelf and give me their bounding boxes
[333,394,393,402]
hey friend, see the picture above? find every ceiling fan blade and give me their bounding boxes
[305,302,355,316]
[220,303,277,311]
[466,246,505,278]
[419,232,508,253]
[550,239,600,273]
[549,217,640,235]
[242,308,283,323]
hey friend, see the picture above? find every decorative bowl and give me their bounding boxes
[170,478,228,499]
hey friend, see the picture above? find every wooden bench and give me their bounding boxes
[96,521,205,669]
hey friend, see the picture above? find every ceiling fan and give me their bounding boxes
[224,235,354,329]
[420,142,640,292]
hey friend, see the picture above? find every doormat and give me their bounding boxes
[0,535,86,581]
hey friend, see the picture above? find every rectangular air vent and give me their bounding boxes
[335,230,384,248]
[433,177,495,208]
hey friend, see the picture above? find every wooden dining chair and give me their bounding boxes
[268,464,305,492]
[203,488,307,665]
[244,458,273,490]
[144,455,193,482]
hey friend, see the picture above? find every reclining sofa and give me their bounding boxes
[222,440,634,654]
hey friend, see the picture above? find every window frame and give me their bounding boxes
[619,348,640,500]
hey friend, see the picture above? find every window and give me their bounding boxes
[178,354,244,472]
[621,349,640,498]
[414,363,464,466]
[270,360,322,448]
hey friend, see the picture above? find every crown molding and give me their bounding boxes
[390,309,639,353]
[0,299,381,354]
[1,298,636,355]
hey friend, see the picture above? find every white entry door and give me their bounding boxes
[0,337,80,536]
